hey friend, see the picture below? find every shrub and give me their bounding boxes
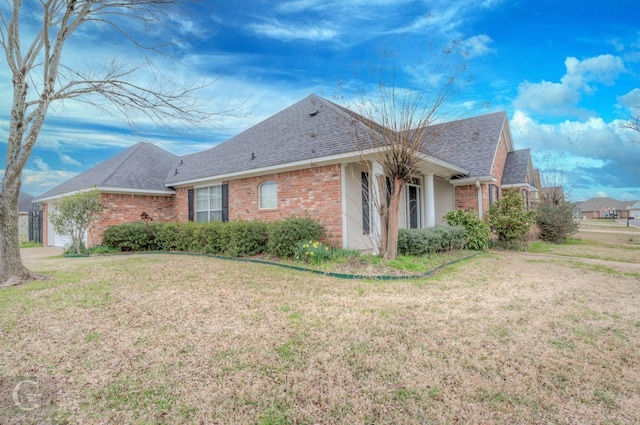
[155,222,209,252]
[443,209,490,250]
[536,201,579,243]
[49,188,104,255]
[102,217,325,258]
[397,226,466,256]
[102,221,159,251]
[267,217,325,258]
[220,220,268,257]
[486,189,537,250]
[201,222,226,254]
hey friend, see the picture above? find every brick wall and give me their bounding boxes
[89,193,176,246]
[454,184,479,214]
[174,187,191,222]
[228,164,343,245]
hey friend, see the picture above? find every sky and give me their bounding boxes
[1,0,639,202]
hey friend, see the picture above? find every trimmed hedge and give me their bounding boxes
[102,217,320,258]
[102,221,159,251]
[267,217,325,258]
[397,226,467,256]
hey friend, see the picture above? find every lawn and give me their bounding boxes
[1,226,639,424]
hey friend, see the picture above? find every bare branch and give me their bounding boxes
[338,40,468,259]
[1,0,235,286]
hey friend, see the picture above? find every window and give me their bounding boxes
[362,172,370,234]
[489,184,500,205]
[405,178,422,229]
[195,186,223,222]
[259,181,277,209]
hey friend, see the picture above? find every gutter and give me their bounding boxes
[476,179,483,219]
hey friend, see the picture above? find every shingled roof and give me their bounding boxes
[37,142,178,200]
[165,94,383,185]
[37,95,513,198]
[578,197,638,213]
[419,111,509,179]
[166,95,509,185]
[501,149,533,186]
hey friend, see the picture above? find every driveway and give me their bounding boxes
[21,246,64,261]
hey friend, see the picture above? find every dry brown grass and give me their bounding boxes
[1,226,639,424]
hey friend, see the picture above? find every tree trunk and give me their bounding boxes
[0,177,44,288]
[384,176,405,260]
[376,174,388,256]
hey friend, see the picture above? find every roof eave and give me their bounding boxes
[449,176,496,186]
[167,147,468,188]
[502,183,538,192]
[35,186,176,203]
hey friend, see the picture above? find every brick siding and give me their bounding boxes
[454,184,479,214]
[89,193,176,245]
[228,164,343,245]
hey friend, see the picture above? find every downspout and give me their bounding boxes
[476,179,483,219]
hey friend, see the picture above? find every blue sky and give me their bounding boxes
[1,0,639,202]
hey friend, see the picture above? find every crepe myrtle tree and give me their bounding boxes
[0,0,233,288]
[49,188,104,255]
[346,43,468,260]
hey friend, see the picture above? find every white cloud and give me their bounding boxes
[562,55,626,91]
[510,109,640,200]
[59,153,81,166]
[249,21,338,41]
[22,169,78,195]
[514,54,627,116]
[460,34,494,58]
[33,158,50,171]
[618,88,640,110]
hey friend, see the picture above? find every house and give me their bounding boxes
[577,197,639,219]
[36,94,539,252]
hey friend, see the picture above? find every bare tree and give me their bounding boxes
[0,0,231,288]
[624,106,640,144]
[539,158,568,206]
[345,47,466,259]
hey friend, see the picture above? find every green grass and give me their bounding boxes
[20,242,42,248]
[2,229,639,424]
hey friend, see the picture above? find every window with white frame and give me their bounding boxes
[195,186,223,222]
[259,181,277,209]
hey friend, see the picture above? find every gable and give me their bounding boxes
[502,149,533,186]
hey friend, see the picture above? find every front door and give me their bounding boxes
[406,179,422,229]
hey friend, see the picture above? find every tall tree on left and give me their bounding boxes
[0,0,230,288]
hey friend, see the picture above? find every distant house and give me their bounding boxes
[578,197,639,219]
[35,94,541,252]
[629,201,640,220]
